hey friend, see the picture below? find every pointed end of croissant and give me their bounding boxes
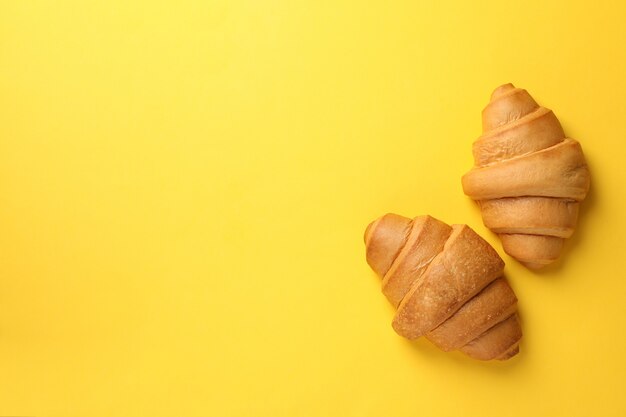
[499,234,563,270]
[490,83,516,101]
[459,314,522,361]
[520,261,547,270]
[497,344,520,360]
[482,84,538,132]
[364,214,412,278]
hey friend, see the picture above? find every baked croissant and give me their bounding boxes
[364,214,522,361]
[462,84,591,269]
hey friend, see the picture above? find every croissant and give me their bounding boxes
[364,213,522,361]
[462,84,591,269]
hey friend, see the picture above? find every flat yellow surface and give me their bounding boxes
[1,1,625,416]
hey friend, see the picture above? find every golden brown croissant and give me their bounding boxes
[364,214,522,361]
[462,84,591,269]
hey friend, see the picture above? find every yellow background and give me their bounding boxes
[1,1,625,416]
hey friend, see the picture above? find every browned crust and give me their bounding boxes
[392,224,504,339]
[462,84,590,268]
[364,214,520,360]
[459,314,522,361]
[426,278,517,351]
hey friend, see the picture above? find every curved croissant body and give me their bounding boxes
[364,214,522,361]
[462,84,590,269]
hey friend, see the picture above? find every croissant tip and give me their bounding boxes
[520,261,548,270]
[490,83,516,101]
[497,345,520,360]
